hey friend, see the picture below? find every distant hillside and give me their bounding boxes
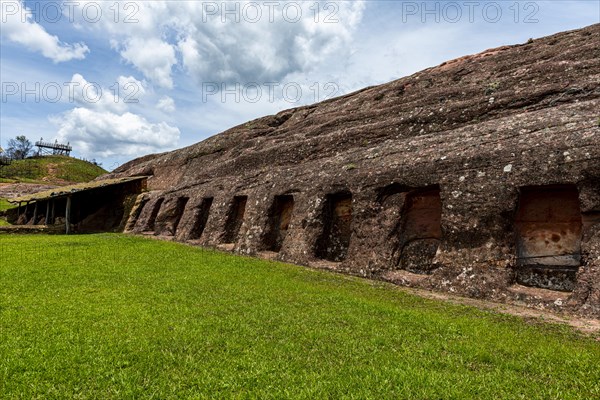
[0,156,107,185]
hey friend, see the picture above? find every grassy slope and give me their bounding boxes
[0,156,107,224]
[0,234,599,399]
[0,155,106,184]
[0,198,13,212]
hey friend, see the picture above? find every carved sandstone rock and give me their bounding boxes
[109,24,600,317]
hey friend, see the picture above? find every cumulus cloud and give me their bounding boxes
[51,73,179,159]
[177,1,366,84]
[156,96,176,113]
[118,75,146,94]
[61,74,147,112]
[70,1,366,87]
[119,37,177,89]
[53,108,180,158]
[0,0,89,62]
[65,73,125,113]
[117,75,147,104]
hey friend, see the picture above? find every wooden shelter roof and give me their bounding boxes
[8,176,148,204]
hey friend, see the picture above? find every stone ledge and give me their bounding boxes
[0,225,64,234]
[508,283,569,302]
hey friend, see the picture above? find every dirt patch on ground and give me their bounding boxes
[42,163,70,185]
[0,183,58,200]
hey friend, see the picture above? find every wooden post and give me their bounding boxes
[50,200,55,224]
[65,196,72,234]
[17,202,21,217]
[32,203,38,225]
[45,201,50,225]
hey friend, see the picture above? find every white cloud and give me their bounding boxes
[119,37,177,89]
[60,74,147,114]
[156,96,176,113]
[0,0,89,62]
[175,1,366,84]
[69,1,366,87]
[65,73,125,114]
[118,76,146,95]
[53,108,180,158]
[51,73,179,159]
[117,75,147,105]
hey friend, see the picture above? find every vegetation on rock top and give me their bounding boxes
[0,155,106,184]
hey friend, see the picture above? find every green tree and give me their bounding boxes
[6,135,33,160]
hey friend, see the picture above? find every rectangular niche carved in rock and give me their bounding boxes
[188,197,214,240]
[515,185,583,291]
[395,187,442,274]
[263,195,295,252]
[144,197,164,231]
[155,196,189,236]
[223,195,248,244]
[126,196,149,232]
[315,191,353,262]
[172,197,189,235]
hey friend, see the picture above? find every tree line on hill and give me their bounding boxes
[1,136,33,160]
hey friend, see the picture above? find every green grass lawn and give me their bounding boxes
[1,234,598,399]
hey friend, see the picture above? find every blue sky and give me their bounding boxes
[1,1,598,170]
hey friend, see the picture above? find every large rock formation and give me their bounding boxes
[110,24,600,317]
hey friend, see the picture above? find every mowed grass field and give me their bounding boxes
[1,235,599,399]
